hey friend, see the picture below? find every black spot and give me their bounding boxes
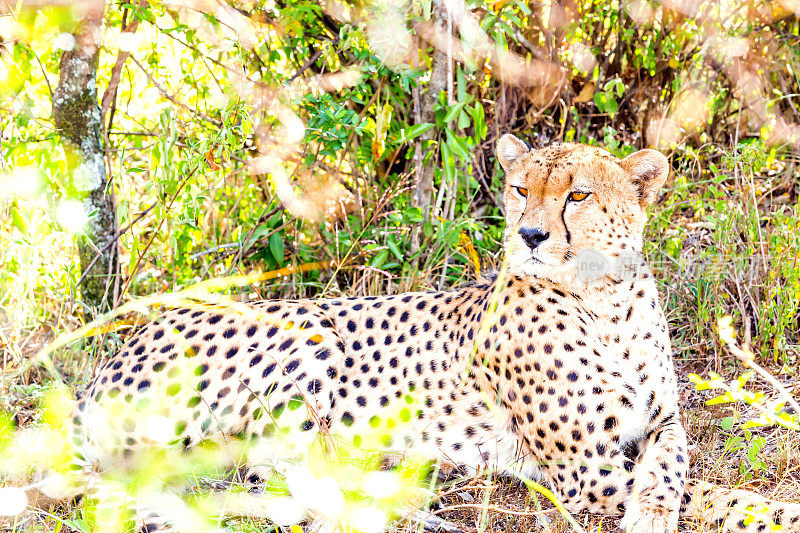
[279,338,294,351]
[602,486,617,497]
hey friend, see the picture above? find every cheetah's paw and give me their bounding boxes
[620,506,678,533]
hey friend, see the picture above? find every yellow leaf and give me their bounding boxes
[459,232,481,275]
[205,149,221,171]
[372,103,393,161]
[574,82,595,104]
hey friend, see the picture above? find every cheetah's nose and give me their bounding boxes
[519,227,550,250]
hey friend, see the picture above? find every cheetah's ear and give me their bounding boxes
[496,134,530,173]
[621,149,669,207]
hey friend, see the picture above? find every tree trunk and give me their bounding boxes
[414,0,450,219]
[52,1,119,312]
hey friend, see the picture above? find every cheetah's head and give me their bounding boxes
[496,134,669,285]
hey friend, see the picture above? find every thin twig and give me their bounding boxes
[285,48,325,84]
[101,0,147,124]
[75,203,157,289]
[189,242,241,260]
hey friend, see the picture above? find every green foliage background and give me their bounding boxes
[1,0,799,419]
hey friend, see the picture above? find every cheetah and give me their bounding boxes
[57,134,800,532]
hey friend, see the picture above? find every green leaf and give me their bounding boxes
[403,123,434,141]
[405,206,423,223]
[269,233,284,267]
[747,436,765,462]
[445,131,470,160]
[246,224,270,249]
[457,110,470,129]
[457,65,467,102]
[10,205,28,234]
[615,80,625,98]
[387,239,403,260]
[594,92,619,116]
[370,249,389,269]
[442,102,466,124]
[720,416,735,431]
[724,435,743,453]
[468,103,487,140]
[441,143,456,184]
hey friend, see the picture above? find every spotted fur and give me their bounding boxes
[69,135,800,532]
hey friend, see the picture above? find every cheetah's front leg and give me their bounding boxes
[620,415,688,533]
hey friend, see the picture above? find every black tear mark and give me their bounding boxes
[561,200,571,244]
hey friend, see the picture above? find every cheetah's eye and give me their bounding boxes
[514,186,529,198]
[568,191,590,202]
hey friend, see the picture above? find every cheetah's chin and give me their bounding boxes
[509,256,579,284]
